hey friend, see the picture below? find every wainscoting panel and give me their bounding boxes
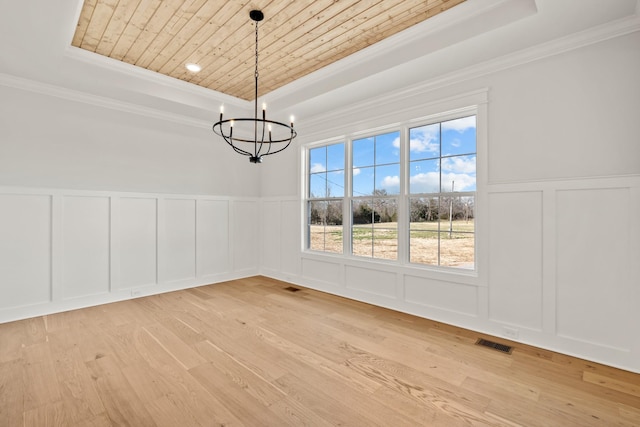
[556,187,634,351]
[404,275,478,316]
[301,258,341,287]
[163,198,196,283]
[197,199,229,277]
[119,197,157,289]
[231,200,259,273]
[281,200,302,277]
[0,194,51,309]
[488,191,543,330]
[345,266,396,298]
[62,195,111,299]
[261,201,281,272]
[0,188,258,323]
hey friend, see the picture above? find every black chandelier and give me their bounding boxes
[212,10,297,163]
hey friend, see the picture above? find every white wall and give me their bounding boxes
[0,187,259,322]
[258,32,640,373]
[0,80,262,322]
[0,81,260,196]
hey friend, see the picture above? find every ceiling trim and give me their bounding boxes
[297,11,640,137]
[266,0,538,104]
[4,9,638,134]
[64,46,248,109]
[0,72,212,129]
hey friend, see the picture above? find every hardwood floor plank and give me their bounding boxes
[0,359,24,426]
[0,276,638,426]
[188,361,287,426]
[583,370,640,398]
[22,342,61,412]
[85,355,157,426]
[50,346,105,423]
[141,322,207,370]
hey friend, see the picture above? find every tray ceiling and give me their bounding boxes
[71,0,465,101]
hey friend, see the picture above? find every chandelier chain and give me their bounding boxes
[254,19,259,81]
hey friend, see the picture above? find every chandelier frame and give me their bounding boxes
[212,10,296,163]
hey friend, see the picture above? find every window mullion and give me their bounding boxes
[344,138,353,256]
[398,126,409,264]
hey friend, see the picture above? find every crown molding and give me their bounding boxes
[0,72,212,129]
[2,8,637,134]
[298,12,640,136]
[64,46,247,108]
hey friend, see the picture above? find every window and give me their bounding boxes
[408,116,476,268]
[305,111,477,271]
[352,131,400,260]
[308,143,344,253]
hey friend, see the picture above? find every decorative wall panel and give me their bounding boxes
[488,191,543,330]
[163,199,196,282]
[0,194,51,308]
[62,196,110,299]
[197,200,229,277]
[119,197,157,288]
[556,188,634,350]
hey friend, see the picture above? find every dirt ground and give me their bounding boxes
[309,223,474,268]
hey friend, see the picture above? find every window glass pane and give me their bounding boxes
[451,196,474,230]
[308,201,342,254]
[353,137,374,167]
[352,225,373,257]
[308,200,327,251]
[352,199,374,224]
[353,166,374,197]
[441,116,476,156]
[409,123,440,161]
[409,230,439,265]
[373,198,398,224]
[409,159,439,194]
[438,232,474,269]
[309,147,326,173]
[326,171,344,198]
[375,164,400,195]
[375,131,400,165]
[373,198,398,260]
[374,227,397,260]
[441,154,476,192]
[309,173,326,198]
[327,143,345,171]
[352,198,373,257]
[409,197,440,223]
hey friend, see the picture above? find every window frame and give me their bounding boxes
[303,102,484,281]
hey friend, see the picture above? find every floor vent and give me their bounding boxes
[284,286,301,292]
[476,338,513,354]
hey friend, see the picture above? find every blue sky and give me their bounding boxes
[309,116,476,198]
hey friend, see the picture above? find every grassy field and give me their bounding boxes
[310,220,474,268]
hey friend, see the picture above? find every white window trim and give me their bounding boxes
[301,89,488,286]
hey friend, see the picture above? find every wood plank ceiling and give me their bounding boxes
[72,0,466,101]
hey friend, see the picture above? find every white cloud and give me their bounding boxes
[310,163,326,173]
[409,172,440,193]
[392,136,401,148]
[353,167,361,176]
[409,129,439,153]
[381,175,400,191]
[442,116,476,133]
[442,156,476,174]
[410,171,476,193]
[442,173,476,191]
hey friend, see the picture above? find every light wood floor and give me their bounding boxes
[1,277,639,426]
